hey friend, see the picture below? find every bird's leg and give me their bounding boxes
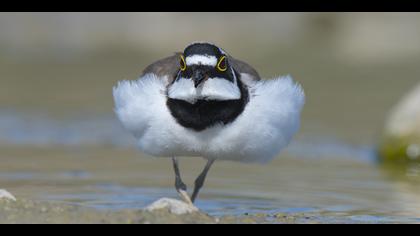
[191,159,215,203]
[172,157,193,205]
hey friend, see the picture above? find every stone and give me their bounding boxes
[0,189,16,201]
[379,82,420,162]
[144,198,199,215]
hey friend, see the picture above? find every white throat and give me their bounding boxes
[167,76,241,104]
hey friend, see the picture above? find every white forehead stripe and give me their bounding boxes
[186,55,217,66]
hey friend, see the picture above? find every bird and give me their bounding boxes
[113,42,305,206]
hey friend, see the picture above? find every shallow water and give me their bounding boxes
[1,48,420,223]
[1,120,420,223]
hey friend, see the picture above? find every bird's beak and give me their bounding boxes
[192,69,206,88]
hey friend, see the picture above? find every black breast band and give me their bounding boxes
[166,77,249,132]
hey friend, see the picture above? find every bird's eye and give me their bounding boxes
[180,55,187,71]
[217,56,227,72]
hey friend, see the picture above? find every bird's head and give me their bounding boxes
[178,42,234,88]
[168,42,241,104]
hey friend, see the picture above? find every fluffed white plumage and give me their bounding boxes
[113,73,305,163]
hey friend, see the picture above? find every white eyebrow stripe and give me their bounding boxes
[186,55,217,66]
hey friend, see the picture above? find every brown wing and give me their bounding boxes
[228,56,261,81]
[141,52,182,84]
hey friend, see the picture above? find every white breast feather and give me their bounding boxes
[113,73,305,163]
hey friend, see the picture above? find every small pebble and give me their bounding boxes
[144,198,199,215]
[0,189,16,201]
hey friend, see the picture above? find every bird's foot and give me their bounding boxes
[177,189,194,206]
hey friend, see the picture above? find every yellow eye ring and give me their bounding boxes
[180,55,187,71]
[217,56,227,72]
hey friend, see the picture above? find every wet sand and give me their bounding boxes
[1,146,419,224]
[0,198,386,224]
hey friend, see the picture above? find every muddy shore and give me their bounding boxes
[0,198,374,224]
